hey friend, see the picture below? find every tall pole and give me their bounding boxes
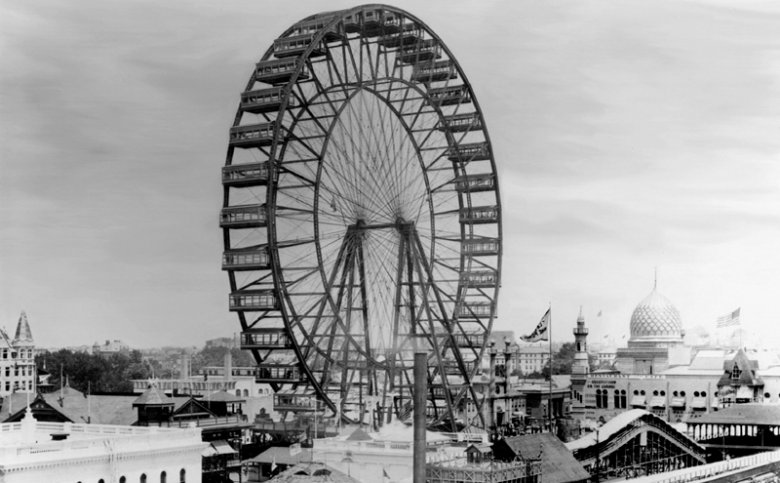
[548,305,553,433]
[413,350,427,483]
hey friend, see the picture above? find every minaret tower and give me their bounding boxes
[572,307,590,378]
[571,308,590,416]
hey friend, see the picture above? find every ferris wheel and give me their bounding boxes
[220,4,502,429]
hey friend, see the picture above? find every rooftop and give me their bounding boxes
[0,409,204,466]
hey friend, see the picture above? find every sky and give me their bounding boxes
[1,0,779,349]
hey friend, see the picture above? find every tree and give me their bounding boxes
[541,342,576,378]
[36,349,151,394]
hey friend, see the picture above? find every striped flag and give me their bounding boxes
[521,309,550,342]
[716,308,741,328]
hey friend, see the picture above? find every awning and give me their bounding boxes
[650,396,666,408]
[670,397,686,408]
[690,397,707,409]
[248,446,312,465]
[212,440,237,455]
[630,395,646,407]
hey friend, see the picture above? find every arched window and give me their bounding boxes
[99,480,105,483]
[140,475,147,483]
[243,389,249,397]
[179,469,186,483]
[235,389,241,397]
[620,390,627,408]
[160,471,167,483]
[613,390,620,409]
[120,478,126,483]
[595,389,602,408]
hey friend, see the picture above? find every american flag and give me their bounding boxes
[716,308,741,328]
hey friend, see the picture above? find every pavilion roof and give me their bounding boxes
[685,404,780,426]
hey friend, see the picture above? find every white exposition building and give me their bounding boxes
[0,407,205,483]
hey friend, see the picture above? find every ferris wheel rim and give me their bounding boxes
[222,4,503,427]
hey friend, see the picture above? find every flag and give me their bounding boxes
[521,309,550,342]
[717,308,741,328]
[271,456,277,473]
[383,468,391,481]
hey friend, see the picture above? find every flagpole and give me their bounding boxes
[548,303,552,434]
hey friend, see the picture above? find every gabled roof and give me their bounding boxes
[204,390,245,403]
[500,433,589,483]
[346,427,372,441]
[172,397,216,419]
[717,348,763,387]
[0,389,138,425]
[133,384,175,407]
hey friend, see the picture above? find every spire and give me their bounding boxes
[13,311,34,346]
[654,267,658,290]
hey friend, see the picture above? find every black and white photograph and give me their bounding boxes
[1,1,780,481]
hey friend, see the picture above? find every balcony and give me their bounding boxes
[240,87,292,114]
[462,237,500,256]
[273,34,325,58]
[412,60,457,83]
[241,329,291,350]
[229,122,281,149]
[446,142,491,162]
[222,162,272,187]
[428,85,471,106]
[255,58,308,85]
[222,247,270,271]
[228,289,279,311]
[219,204,267,229]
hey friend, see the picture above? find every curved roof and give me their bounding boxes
[565,409,700,454]
[629,288,683,342]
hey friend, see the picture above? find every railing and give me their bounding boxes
[634,450,780,483]
[142,415,248,428]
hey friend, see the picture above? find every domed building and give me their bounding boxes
[614,282,690,374]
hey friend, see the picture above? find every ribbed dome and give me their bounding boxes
[629,288,683,341]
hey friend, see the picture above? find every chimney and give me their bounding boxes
[224,350,232,381]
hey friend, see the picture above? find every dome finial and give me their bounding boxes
[654,267,658,290]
